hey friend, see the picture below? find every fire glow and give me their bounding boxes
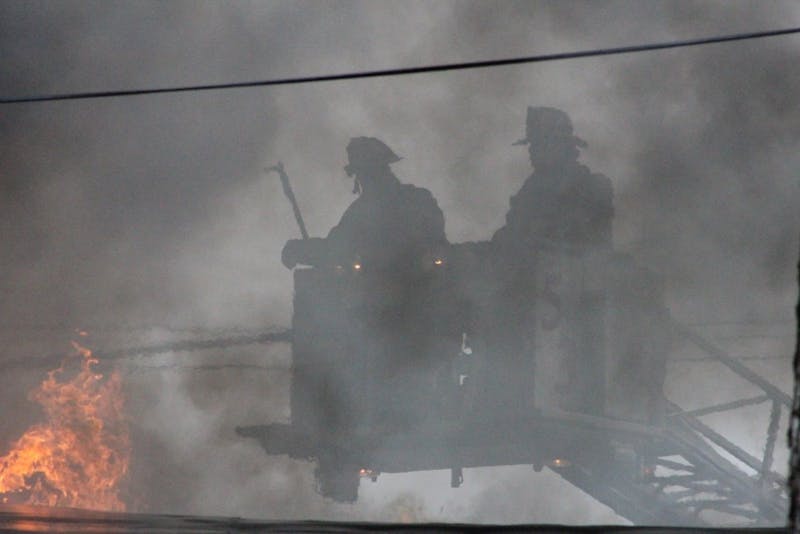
[0,341,131,511]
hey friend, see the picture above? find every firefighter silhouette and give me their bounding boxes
[462,108,615,416]
[281,136,454,440]
[493,106,614,252]
[281,136,447,273]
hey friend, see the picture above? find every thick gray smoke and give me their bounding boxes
[1,0,798,525]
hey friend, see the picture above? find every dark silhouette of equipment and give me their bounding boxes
[238,125,787,526]
[237,242,788,525]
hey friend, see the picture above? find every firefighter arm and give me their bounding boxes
[281,237,328,269]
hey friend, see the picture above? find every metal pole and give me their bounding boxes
[268,162,309,240]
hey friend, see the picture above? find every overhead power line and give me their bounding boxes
[2,26,799,104]
[1,329,292,369]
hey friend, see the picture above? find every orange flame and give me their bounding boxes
[0,341,131,511]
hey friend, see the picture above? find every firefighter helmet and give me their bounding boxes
[345,137,402,176]
[513,106,587,148]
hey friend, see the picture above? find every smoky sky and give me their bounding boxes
[1,0,798,525]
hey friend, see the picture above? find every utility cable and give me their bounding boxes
[1,329,292,369]
[1,26,799,104]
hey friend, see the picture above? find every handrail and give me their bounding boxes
[668,318,792,408]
